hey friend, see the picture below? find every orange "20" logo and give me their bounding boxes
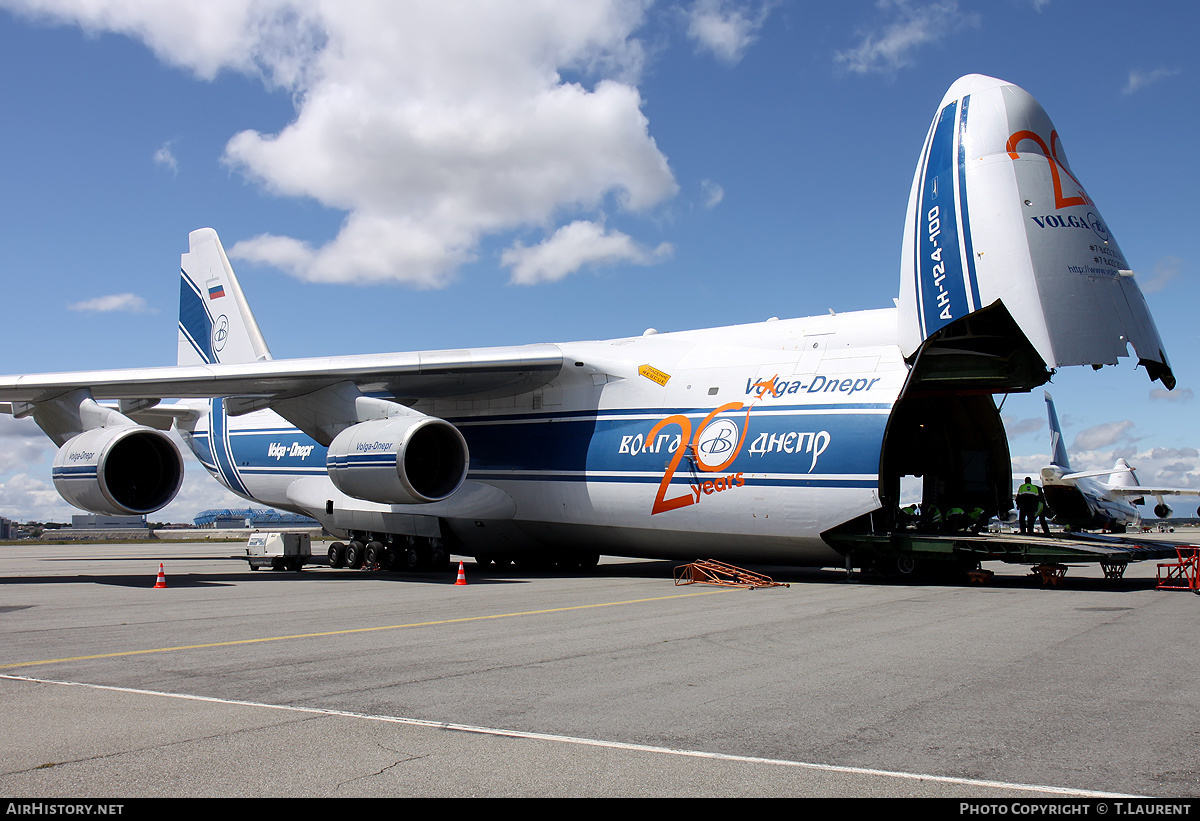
[646,402,751,515]
[1006,129,1092,211]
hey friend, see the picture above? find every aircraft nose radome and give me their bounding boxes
[940,74,1010,104]
[940,75,1059,165]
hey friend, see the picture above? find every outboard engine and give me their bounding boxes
[52,426,184,515]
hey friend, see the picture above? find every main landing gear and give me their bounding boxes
[326,533,450,573]
[325,532,601,576]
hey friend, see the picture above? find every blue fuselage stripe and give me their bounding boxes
[917,99,969,337]
[209,399,250,496]
[956,94,981,311]
[196,405,889,493]
[179,272,214,365]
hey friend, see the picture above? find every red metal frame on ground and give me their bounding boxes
[1030,563,1067,586]
[673,559,789,589]
[1156,546,1200,592]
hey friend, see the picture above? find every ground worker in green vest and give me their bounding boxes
[1016,477,1049,535]
[968,506,987,534]
[946,506,967,532]
[1034,491,1051,535]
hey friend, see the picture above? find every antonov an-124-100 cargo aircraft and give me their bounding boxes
[0,75,1181,579]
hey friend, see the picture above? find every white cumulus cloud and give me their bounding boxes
[685,0,771,65]
[153,140,178,174]
[0,415,55,476]
[1123,66,1181,96]
[1070,419,1136,452]
[834,0,980,76]
[1140,255,1183,294]
[1003,416,1044,437]
[0,472,76,521]
[1150,387,1194,403]
[67,293,155,313]
[502,219,672,285]
[6,1,678,288]
[700,179,725,209]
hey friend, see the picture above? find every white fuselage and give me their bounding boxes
[180,307,907,564]
[1040,465,1141,530]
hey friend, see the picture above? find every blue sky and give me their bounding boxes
[0,1,1196,522]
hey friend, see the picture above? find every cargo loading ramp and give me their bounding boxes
[826,529,1186,581]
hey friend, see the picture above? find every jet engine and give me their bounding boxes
[52,426,185,515]
[1154,503,1173,519]
[326,415,468,505]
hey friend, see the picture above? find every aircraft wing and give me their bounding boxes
[0,344,566,405]
[1060,468,1126,482]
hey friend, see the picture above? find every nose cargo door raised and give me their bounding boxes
[897,74,1174,392]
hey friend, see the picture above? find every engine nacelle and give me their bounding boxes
[52,426,184,515]
[326,415,468,505]
[1154,503,1173,519]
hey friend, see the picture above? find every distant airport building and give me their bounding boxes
[71,514,148,530]
[194,508,319,529]
[0,517,14,539]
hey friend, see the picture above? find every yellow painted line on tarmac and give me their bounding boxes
[0,589,722,670]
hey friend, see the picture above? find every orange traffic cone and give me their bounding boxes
[154,563,167,589]
[454,561,468,586]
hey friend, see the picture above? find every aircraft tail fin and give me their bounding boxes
[1109,458,1141,489]
[1044,391,1071,470]
[898,75,1173,392]
[178,228,272,367]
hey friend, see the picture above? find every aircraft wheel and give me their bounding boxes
[328,542,346,568]
[345,540,365,569]
[895,555,919,576]
[364,541,383,567]
[404,545,426,571]
[382,546,399,571]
